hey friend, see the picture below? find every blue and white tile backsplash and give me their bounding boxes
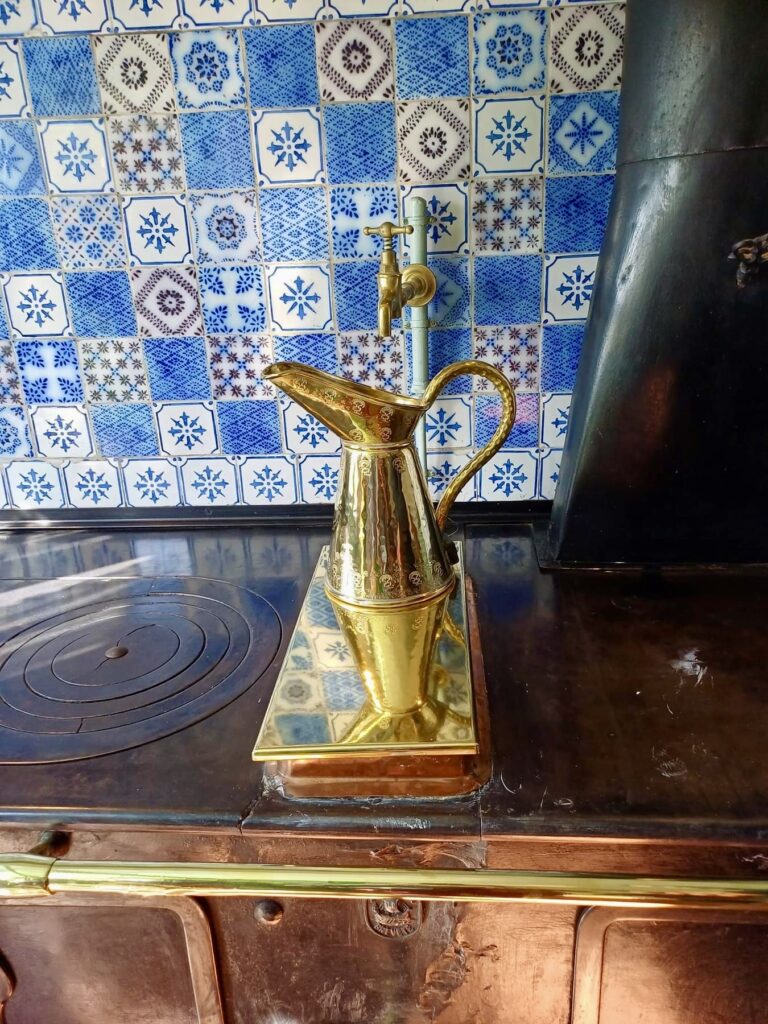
[0,0,623,511]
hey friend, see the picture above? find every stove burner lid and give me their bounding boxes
[0,576,281,764]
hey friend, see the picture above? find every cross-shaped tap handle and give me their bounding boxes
[363,221,413,249]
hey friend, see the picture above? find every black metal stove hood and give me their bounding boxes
[549,0,768,564]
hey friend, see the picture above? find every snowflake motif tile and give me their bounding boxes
[545,174,613,252]
[549,4,625,93]
[123,195,192,266]
[91,401,158,456]
[207,333,273,399]
[316,19,394,102]
[273,332,336,373]
[474,254,541,325]
[93,34,175,115]
[425,397,471,450]
[51,196,126,271]
[66,271,137,337]
[189,191,260,263]
[0,122,45,196]
[400,184,468,256]
[541,321,584,391]
[144,335,210,400]
[37,0,108,33]
[4,273,70,338]
[298,453,339,503]
[338,330,404,391]
[254,0,323,23]
[156,400,217,455]
[0,42,29,119]
[111,0,180,30]
[473,10,546,94]
[108,114,185,194]
[541,391,571,447]
[476,389,538,448]
[397,99,470,183]
[180,110,253,188]
[426,452,475,502]
[425,328,471,394]
[240,455,296,504]
[472,176,542,254]
[170,30,246,110]
[123,457,181,506]
[428,257,470,327]
[244,24,318,108]
[548,90,619,174]
[200,264,266,334]
[266,265,331,333]
[0,200,55,273]
[218,398,281,454]
[131,265,204,336]
[478,451,537,501]
[40,120,112,195]
[253,107,324,186]
[544,253,597,323]
[282,397,339,454]
[0,0,35,35]
[324,101,394,184]
[332,260,376,332]
[473,325,539,391]
[0,342,21,404]
[80,337,149,402]
[16,338,82,404]
[180,0,251,29]
[325,0,395,16]
[474,97,544,175]
[6,461,64,509]
[31,404,93,457]
[64,460,122,508]
[395,16,468,99]
[260,185,328,261]
[180,456,237,505]
[330,185,396,259]
[0,405,30,454]
[539,448,562,500]
[23,37,100,119]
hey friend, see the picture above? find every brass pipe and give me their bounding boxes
[4,854,768,911]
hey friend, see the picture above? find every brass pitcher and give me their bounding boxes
[263,360,516,716]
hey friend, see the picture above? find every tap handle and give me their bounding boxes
[363,221,413,249]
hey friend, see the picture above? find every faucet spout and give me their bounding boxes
[364,221,436,340]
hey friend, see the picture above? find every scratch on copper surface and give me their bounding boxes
[670,649,708,687]
[652,746,688,779]
[317,980,366,1023]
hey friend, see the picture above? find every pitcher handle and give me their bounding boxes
[422,360,516,529]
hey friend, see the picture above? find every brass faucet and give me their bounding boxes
[363,221,436,338]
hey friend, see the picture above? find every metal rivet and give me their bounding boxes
[254,899,283,925]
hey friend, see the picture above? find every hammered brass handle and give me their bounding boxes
[423,361,516,529]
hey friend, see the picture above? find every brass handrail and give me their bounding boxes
[3,854,768,911]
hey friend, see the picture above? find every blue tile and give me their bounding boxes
[0,199,56,270]
[51,196,126,270]
[0,123,45,196]
[91,402,158,457]
[322,670,365,711]
[427,329,472,394]
[180,110,253,189]
[144,336,211,401]
[542,322,585,391]
[274,712,330,745]
[259,186,328,261]
[548,92,619,175]
[396,17,468,99]
[544,174,614,253]
[0,405,31,455]
[332,260,378,332]
[429,257,470,327]
[0,302,9,341]
[330,185,397,259]
[199,265,267,334]
[244,24,318,108]
[23,37,100,117]
[217,399,282,454]
[324,102,395,184]
[473,10,547,95]
[65,271,137,337]
[475,255,541,324]
[16,339,83,404]
[475,390,539,448]
[273,333,336,373]
[170,29,246,110]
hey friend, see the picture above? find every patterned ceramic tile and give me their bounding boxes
[31,403,93,457]
[474,255,541,324]
[474,96,544,175]
[266,264,331,332]
[400,184,468,255]
[207,333,273,398]
[541,390,571,447]
[338,330,404,390]
[144,335,211,400]
[473,10,546,95]
[123,195,192,266]
[131,265,203,336]
[253,107,324,185]
[478,450,537,500]
[426,327,471,394]
[273,332,336,372]
[0,341,22,403]
[0,41,30,119]
[0,404,30,454]
[40,119,112,194]
[37,0,108,33]
[180,109,253,188]
[397,99,470,183]
[544,173,613,252]
[316,19,394,103]
[66,271,137,337]
[80,337,149,402]
[123,457,181,506]
[200,264,266,333]
[543,253,597,322]
[241,455,296,504]
[51,196,126,270]
[170,30,246,110]
[244,24,318,107]
[426,451,474,502]
[324,101,394,184]
[4,272,70,337]
[281,396,338,454]
[548,90,619,174]
[156,399,217,454]
[6,461,65,509]
[473,324,539,390]
[476,389,538,447]
[329,185,395,259]
[91,401,158,456]
[111,0,180,30]
[549,4,625,93]
[331,259,376,332]
[218,398,281,453]
[23,37,99,118]
[16,338,82,404]
[189,191,260,263]
[326,0,395,15]
[298,452,339,503]
[428,256,470,327]
[180,456,237,504]
[0,122,45,196]
[260,185,328,261]
[108,114,185,193]
[93,34,175,115]
[539,447,561,500]
[541,321,584,390]
[64,460,122,507]
[255,0,323,22]
[0,0,35,35]
[425,396,471,449]
[395,16,468,99]
[472,175,542,253]
[0,200,56,270]
[180,0,251,29]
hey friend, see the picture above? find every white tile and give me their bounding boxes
[123,457,182,506]
[478,450,537,500]
[64,459,122,507]
[325,0,396,15]
[30,404,93,458]
[5,460,64,509]
[0,41,30,118]
[240,455,297,504]
[180,456,237,504]
[179,0,251,27]
[124,195,192,266]
[543,254,598,323]
[37,0,109,31]
[298,453,340,503]
[253,108,324,185]
[401,184,469,256]
[3,273,70,338]
[474,96,544,175]
[540,448,562,499]
[427,451,475,502]
[254,0,322,22]
[424,396,471,450]
[155,401,218,456]
[541,392,572,447]
[39,119,112,194]
[266,265,332,333]
[110,0,179,30]
[281,397,340,455]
